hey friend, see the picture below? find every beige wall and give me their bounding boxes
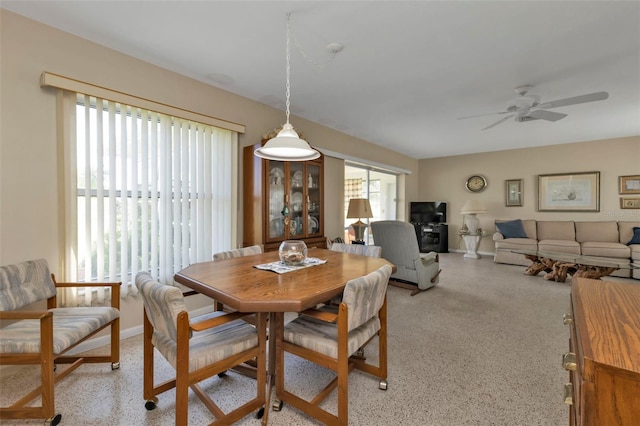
[418,136,640,253]
[0,10,418,331]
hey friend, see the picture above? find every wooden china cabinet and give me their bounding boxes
[243,142,325,252]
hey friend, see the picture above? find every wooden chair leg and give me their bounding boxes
[41,314,56,421]
[142,310,155,403]
[176,312,190,425]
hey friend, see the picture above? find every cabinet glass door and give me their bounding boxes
[289,162,305,238]
[307,163,321,236]
[267,160,285,240]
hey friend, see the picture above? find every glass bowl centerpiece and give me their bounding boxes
[279,240,307,266]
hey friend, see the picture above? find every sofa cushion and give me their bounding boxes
[581,242,630,259]
[496,219,537,239]
[630,245,640,260]
[626,227,640,245]
[575,221,618,243]
[618,222,640,244]
[538,239,580,255]
[494,238,538,251]
[496,219,528,239]
[537,221,575,241]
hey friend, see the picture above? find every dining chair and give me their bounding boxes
[135,272,267,425]
[275,264,392,425]
[326,242,382,307]
[210,245,263,311]
[329,242,382,258]
[371,220,441,296]
[213,245,263,260]
[0,259,120,425]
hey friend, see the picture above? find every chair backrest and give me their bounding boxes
[370,220,420,270]
[213,245,262,260]
[0,259,57,311]
[342,264,392,332]
[329,243,382,258]
[135,272,187,342]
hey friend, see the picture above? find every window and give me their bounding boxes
[344,164,397,244]
[64,94,237,303]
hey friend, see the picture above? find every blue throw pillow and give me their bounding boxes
[627,227,640,245]
[496,219,528,239]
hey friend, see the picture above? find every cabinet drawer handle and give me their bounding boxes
[563,383,573,405]
[562,353,577,371]
[563,313,573,325]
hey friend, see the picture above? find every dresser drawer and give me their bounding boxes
[566,278,640,426]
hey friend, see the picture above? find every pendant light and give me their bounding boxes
[255,13,320,161]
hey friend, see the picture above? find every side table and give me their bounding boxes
[461,233,484,259]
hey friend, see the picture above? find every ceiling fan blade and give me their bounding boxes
[482,115,514,130]
[538,91,609,109]
[528,110,568,122]
[457,111,509,120]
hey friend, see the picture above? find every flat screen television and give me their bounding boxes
[410,201,447,224]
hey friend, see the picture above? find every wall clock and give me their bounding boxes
[465,175,487,193]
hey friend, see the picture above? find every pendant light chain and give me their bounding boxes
[253,12,320,161]
[285,12,292,125]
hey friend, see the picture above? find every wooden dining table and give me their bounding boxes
[173,247,395,424]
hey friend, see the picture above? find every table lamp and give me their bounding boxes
[460,199,487,235]
[347,198,373,244]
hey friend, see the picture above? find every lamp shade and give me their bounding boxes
[347,198,373,219]
[254,124,320,161]
[460,199,487,215]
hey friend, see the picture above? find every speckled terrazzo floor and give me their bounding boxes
[3,253,636,425]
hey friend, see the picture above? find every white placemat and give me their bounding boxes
[254,257,327,274]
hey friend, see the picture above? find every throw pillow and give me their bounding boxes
[496,219,528,239]
[627,227,640,245]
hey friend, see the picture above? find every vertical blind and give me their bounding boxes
[63,93,236,304]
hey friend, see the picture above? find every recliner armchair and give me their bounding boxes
[371,220,441,296]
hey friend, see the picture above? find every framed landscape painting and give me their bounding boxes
[538,171,600,212]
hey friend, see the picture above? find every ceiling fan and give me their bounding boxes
[458,85,609,130]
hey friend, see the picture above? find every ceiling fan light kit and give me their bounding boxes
[459,85,609,130]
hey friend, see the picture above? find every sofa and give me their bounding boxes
[493,220,640,279]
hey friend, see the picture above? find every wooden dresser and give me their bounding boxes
[564,277,640,425]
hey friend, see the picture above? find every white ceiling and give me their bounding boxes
[3,1,640,159]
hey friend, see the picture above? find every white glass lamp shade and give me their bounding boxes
[460,200,486,235]
[460,199,487,215]
[255,123,320,161]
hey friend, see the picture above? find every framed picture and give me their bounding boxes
[538,171,600,212]
[620,197,640,209]
[619,175,640,194]
[505,179,523,207]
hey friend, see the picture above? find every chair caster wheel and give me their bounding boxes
[272,399,283,411]
[379,379,388,390]
[45,413,62,425]
[256,406,265,419]
[144,399,157,410]
[218,371,227,377]
[111,362,120,370]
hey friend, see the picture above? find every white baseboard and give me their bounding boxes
[448,249,496,257]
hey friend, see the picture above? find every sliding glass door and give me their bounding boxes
[344,164,397,244]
